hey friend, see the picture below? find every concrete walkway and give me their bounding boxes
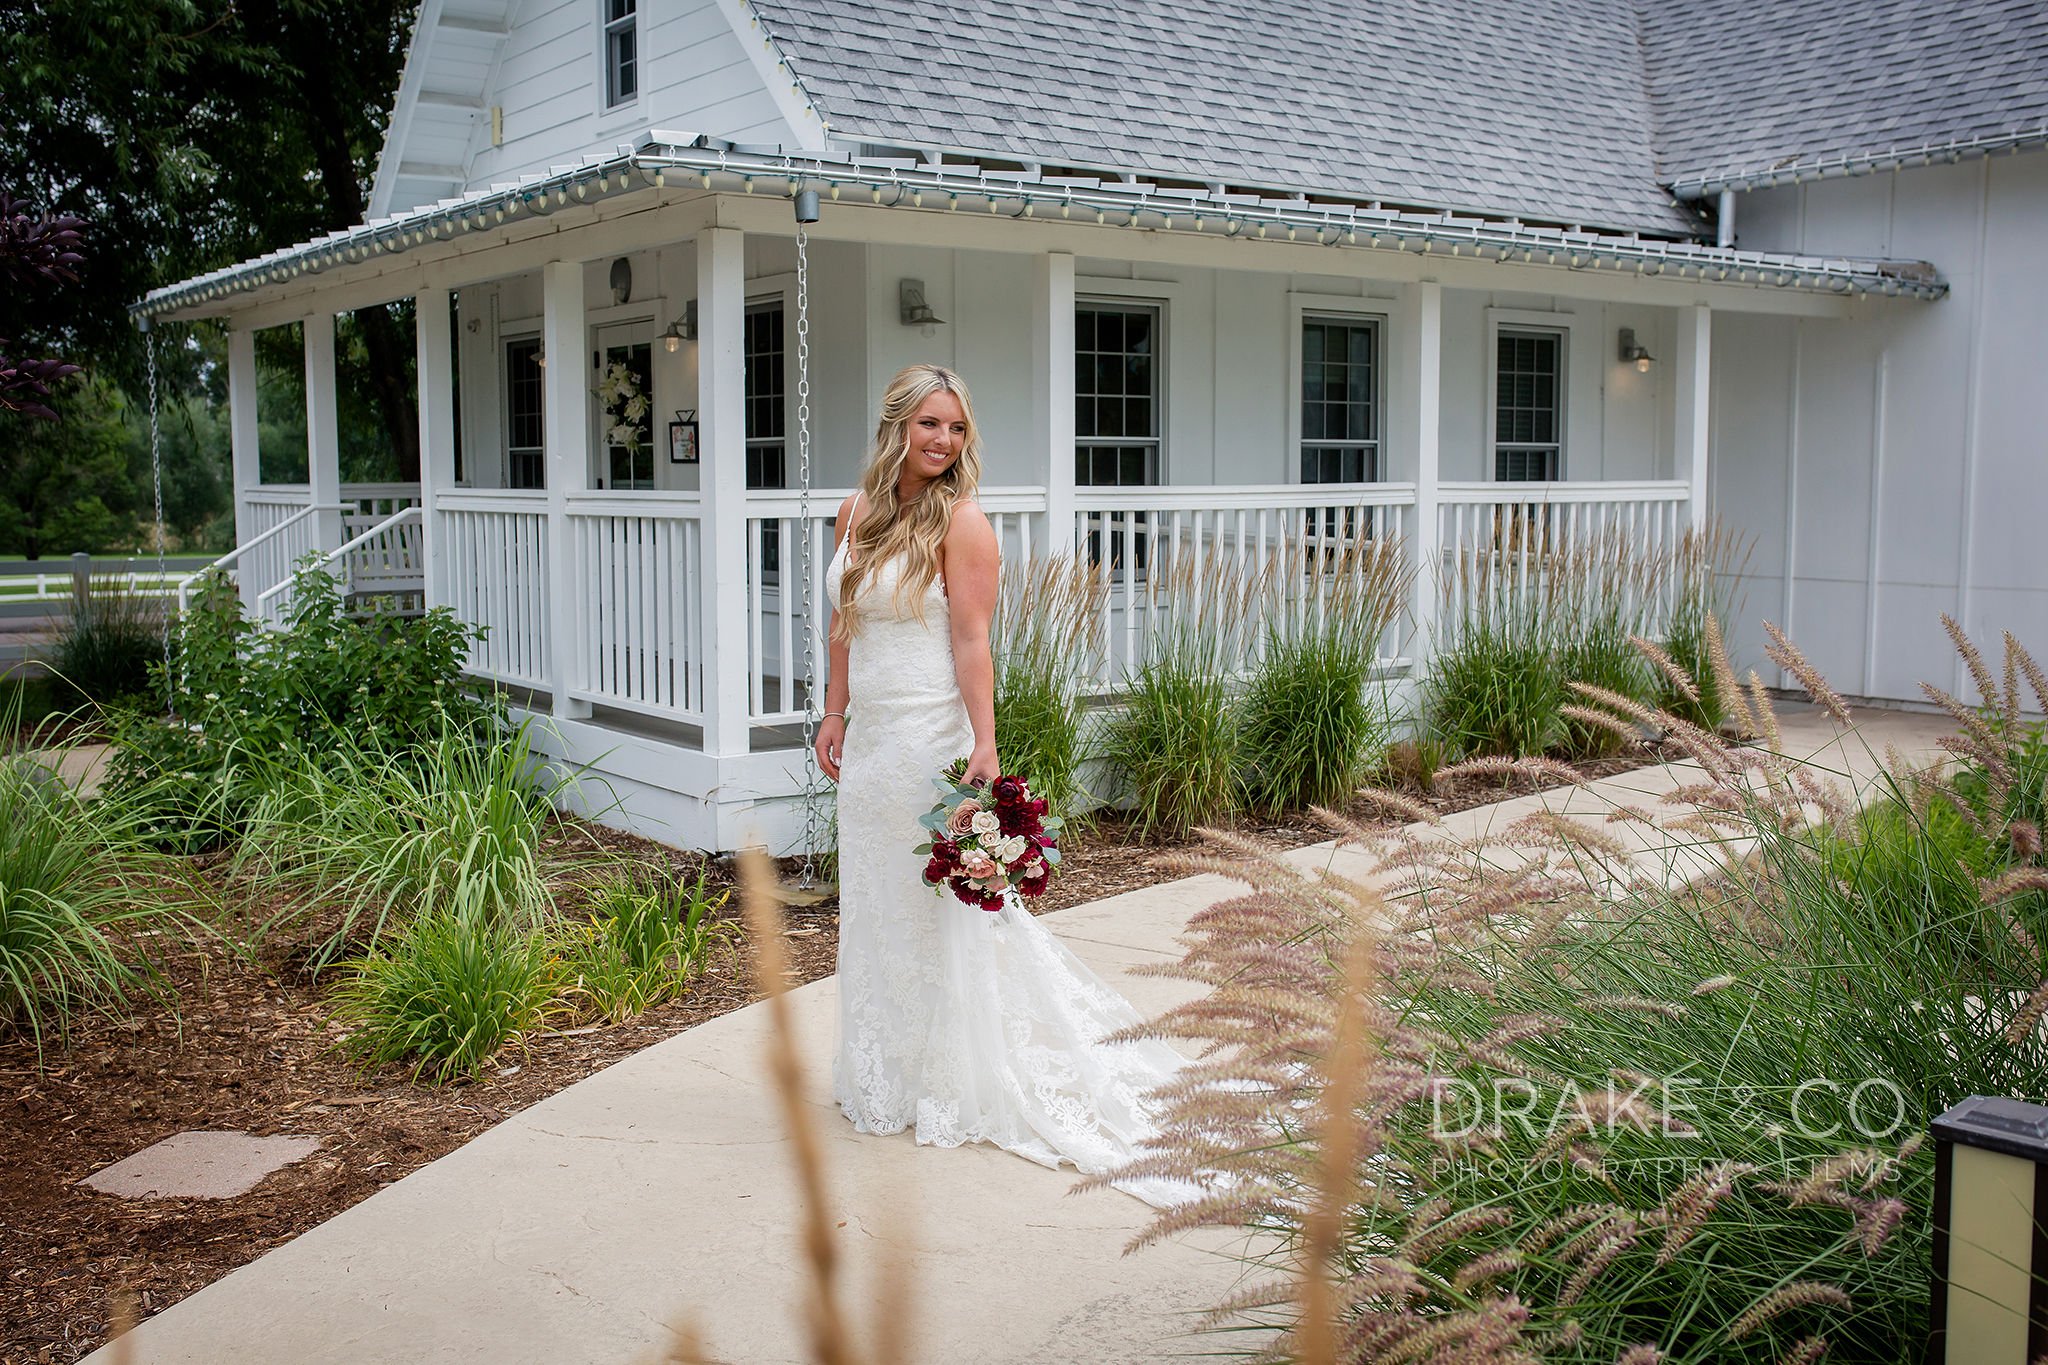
[86,705,1950,1365]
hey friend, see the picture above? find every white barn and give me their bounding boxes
[139,0,2048,851]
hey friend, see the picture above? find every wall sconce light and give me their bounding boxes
[1618,327,1654,373]
[899,279,945,327]
[1930,1095,2048,1361]
[661,300,698,353]
[534,348,547,369]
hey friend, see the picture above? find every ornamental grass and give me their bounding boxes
[1102,620,2048,1362]
[993,555,1104,820]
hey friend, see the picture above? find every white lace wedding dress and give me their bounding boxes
[824,528,1192,1206]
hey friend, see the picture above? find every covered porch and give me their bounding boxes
[158,142,1899,852]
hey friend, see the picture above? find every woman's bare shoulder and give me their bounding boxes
[946,498,995,542]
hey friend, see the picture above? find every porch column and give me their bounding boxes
[226,326,262,611]
[1033,251,1077,554]
[1675,304,1712,526]
[542,259,592,719]
[1403,280,1444,666]
[414,287,456,612]
[303,312,344,555]
[697,226,750,757]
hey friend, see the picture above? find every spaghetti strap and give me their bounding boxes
[843,492,860,550]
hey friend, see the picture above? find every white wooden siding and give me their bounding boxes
[463,0,797,198]
[1710,152,2048,704]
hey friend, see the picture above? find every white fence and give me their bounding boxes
[1434,481,1689,637]
[224,476,1693,742]
[1073,483,1417,688]
[565,494,705,723]
[437,491,549,688]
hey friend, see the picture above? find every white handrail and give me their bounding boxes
[174,503,346,611]
[253,505,423,611]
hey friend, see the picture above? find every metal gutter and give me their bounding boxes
[1669,125,2048,200]
[136,133,1949,319]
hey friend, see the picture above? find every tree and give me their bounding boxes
[0,192,85,419]
[1,0,419,470]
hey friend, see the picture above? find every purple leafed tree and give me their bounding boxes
[0,192,87,421]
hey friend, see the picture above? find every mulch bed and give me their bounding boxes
[0,741,1667,1363]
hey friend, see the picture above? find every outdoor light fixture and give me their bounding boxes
[1619,327,1655,372]
[899,279,944,327]
[1930,1094,2048,1360]
[609,257,632,305]
[661,300,698,352]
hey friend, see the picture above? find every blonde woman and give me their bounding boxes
[816,364,1189,1204]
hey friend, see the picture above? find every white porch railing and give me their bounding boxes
[1435,480,1689,635]
[340,484,425,605]
[242,488,318,608]
[742,486,1049,726]
[437,491,550,689]
[565,493,705,723]
[1073,483,1418,688]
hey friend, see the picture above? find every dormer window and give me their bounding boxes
[603,0,638,109]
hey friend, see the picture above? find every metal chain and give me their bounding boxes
[144,322,174,713]
[794,217,820,890]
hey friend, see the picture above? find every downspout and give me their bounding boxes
[1716,188,1737,248]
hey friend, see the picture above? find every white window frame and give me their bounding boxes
[597,0,641,116]
[587,303,664,490]
[1484,308,1581,482]
[1074,279,1178,487]
[1287,293,1389,486]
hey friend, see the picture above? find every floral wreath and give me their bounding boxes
[597,361,649,455]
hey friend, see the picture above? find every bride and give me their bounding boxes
[813,363,1190,1205]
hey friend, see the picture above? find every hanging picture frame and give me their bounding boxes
[668,409,699,464]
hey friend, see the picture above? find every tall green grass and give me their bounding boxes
[555,869,735,1024]
[1661,523,1752,732]
[49,575,167,707]
[993,556,1102,818]
[233,722,578,968]
[0,738,187,1059]
[1098,548,1254,838]
[331,906,557,1082]
[1237,540,1411,815]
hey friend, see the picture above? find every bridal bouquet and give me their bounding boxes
[914,762,1064,910]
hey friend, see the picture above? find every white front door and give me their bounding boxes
[592,322,655,490]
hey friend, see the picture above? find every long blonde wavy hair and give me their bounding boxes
[834,364,985,639]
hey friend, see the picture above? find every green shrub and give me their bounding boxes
[555,869,734,1024]
[995,658,1089,818]
[0,743,179,1057]
[50,575,166,706]
[1426,616,1563,759]
[234,722,574,968]
[331,907,556,1082]
[106,562,495,846]
[1104,653,1237,839]
[1556,616,1653,758]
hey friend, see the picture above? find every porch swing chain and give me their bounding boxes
[143,319,174,712]
[794,218,820,891]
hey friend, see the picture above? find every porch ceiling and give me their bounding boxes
[135,134,1949,323]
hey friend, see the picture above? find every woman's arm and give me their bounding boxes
[813,493,857,781]
[945,502,1002,785]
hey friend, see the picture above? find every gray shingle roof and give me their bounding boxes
[746,0,2047,239]
[1640,0,2048,186]
[747,0,1704,236]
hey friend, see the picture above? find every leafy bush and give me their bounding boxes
[107,563,494,846]
[1426,614,1563,759]
[234,723,574,968]
[555,869,734,1024]
[1236,542,1409,816]
[1127,622,2048,1361]
[993,557,1102,819]
[49,574,166,706]
[331,906,556,1083]
[0,741,180,1057]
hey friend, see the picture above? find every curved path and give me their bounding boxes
[84,705,1947,1364]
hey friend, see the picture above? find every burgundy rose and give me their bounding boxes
[924,856,951,884]
[1017,873,1050,899]
[931,838,959,865]
[978,890,1005,912]
[1028,797,1048,816]
[992,775,1025,806]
